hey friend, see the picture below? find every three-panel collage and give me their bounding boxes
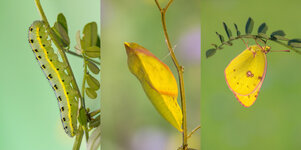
[2,0,301,150]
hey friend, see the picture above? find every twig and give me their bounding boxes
[154,0,188,149]
[72,126,84,150]
[35,0,90,144]
[66,50,100,65]
[213,34,301,54]
[82,55,89,141]
[89,109,101,118]
[187,125,201,139]
[34,0,81,96]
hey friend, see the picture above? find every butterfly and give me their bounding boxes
[224,45,271,107]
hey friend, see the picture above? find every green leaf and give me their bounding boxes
[86,88,97,99]
[77,107,88,126]
[258,33,269,39]
[270,30,286,40]
[216,32,224,43]
[234,23,241,36]
[273,35,289,41]
[57,13,68,33]
[89,115,100,128]
[206,49,216,58]
[288,39,301,48]
[224,41,233,46]
[82,22,98,50]
[88,61,100,74]
[86,74,100,90]
[223,22,232,39]
[258,23,268,34]
[271,30,285,36]
[245,17,254,34]
[75,30,82,53]
[96,35,100,48]
[85,46,100,58]
[52,22,70,47]
[51,13,70,48]
[87,126,101,150]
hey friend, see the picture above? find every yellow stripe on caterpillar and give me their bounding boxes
[28,21,79,137]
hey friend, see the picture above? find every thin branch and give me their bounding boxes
[84,126,89,142]
[82,57,88,108]
[165,0,174,11]
[187,125,201,139]
[212,34,301,54]
[89,109,101,118]
[35,0,90,144]
[81,55,90,142]
[155,0,188,149]
[66,50,100,65]
[72,126,84,150]
[154,0,162,11]
[35,0,81,97]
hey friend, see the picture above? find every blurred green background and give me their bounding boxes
[0,0,100,150]
[101,0,200,150]
[201,0,301,149]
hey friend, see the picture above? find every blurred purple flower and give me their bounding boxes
[130,128,168,150]
[177,27,200,64]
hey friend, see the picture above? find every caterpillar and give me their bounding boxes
[28,21,79,137]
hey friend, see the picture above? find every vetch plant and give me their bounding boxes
[28,0,100,149]
[206,17,301,58]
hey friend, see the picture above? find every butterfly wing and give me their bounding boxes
[234,79,264,107]
[225,46,267,107]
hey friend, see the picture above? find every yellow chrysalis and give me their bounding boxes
[225,45,270,107]
[125,42,183,131]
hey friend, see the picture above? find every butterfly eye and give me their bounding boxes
[264,47,271,53]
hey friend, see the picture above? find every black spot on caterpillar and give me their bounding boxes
[28,21,79,137]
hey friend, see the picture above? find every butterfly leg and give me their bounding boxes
[254,39,271,53]
[254,39,264,50]
[241,39,250,50]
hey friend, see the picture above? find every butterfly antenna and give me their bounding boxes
[270,50,290,52]
[254,39,264,50]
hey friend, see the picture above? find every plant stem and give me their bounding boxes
[82,58,88,108]
[72,126,84,150]
[35,0,81,97]
[90,109,101,117]
[214,34,301,54]
[84,126,89,142]
[187,125,201,139]
[66,50,100,65]
[82,56,90,142]
[154,0,188,149]
[35,0,89,144]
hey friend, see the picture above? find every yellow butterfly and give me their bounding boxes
[224,45,271,107]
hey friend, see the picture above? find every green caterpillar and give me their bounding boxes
[28,21,79,137]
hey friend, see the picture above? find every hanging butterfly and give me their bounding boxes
[224,44,271,107]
